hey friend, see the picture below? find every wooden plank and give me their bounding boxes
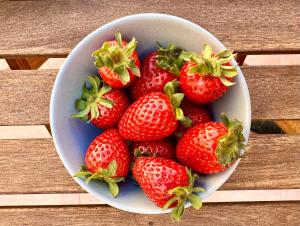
[0,70,56,125]
[275,120,300,133]
[0,0,299,58]
[0,134,299,194]
[5,57,47,70]
[0,66,299,125]
[1,190,300,207]
[0,202,299,226]
[243,66,300,120]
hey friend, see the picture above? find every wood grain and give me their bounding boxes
[0,0,300,57]
[0,134,299,194]
[0,66,299,125]
[5,57,47,70]
[0,70,56,125]
[275,120,300,133]
[243,66,300,120]
[1,203,299,226]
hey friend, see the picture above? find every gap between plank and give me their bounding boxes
[0,190,299,207]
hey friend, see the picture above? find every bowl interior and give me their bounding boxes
[50,14,251,214]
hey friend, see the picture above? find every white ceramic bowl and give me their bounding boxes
[50,13,251,214]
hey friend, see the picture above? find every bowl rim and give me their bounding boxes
[50,13,251,214]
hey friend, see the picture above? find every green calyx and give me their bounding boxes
[71,75,113,122]
[163,168,205,221]
[92,32,140,85]
[216,113,246,166]
[180,44,237,86]
[164,80,192,127]
[73,160,124,198]
[156,43,184,76]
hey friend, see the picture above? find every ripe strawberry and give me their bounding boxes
[74,129,130,197]
[130,44,183,100]
[176,113,245,174]
[133,157,204,221]
[130,139,175,161]
[92,32,140,88]
[72,75,130,129]
[175,99,212,138]
[179,44,237,104]
[118,81,192,141]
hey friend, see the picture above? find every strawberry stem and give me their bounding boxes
[71,75,113,122]
[156,43,184,76]
[163,81,192,127]
[92,32,140,85]
[73,160,124,198]
[163,168,205,221]
[216,113,246,166]
[180,44,238,86]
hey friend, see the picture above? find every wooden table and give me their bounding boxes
[1,1,300,225]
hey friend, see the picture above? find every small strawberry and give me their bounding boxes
[133,157,204,221]
[176,113,245,174]
[74,129,130,197]
[118,80,192,141]
[179,44,237,104]
[175,99,212,138]
[72,75,130,129]
[92,32,140,88]
[130,44,183,100]
[130,139,175,161]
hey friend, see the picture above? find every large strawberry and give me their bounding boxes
[133,157,204,221]
[130,139,175,161]
[92,32,140,88]
[72,75,130,129]
[175,99,212,138]
[74,129,130,197]
[176,113,245,174]
[118,81,192,141]
[130,44,183,100]
[179,44,237,104]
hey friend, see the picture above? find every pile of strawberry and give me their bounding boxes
[72,32,245,221]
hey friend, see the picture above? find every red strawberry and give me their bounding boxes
[176,113,245,174]
[72,75,130,129]
[118,81,191,141]
[74,129,130,197]
[92,32,140,88]
[175,100,212,138]
[179,44,237,104]
[130,44,183,100]
[133,157,204,221]
[130,139,175,161]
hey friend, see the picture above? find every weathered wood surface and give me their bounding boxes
[0,0,299,58]
[245,66,300,120]
[1,202,299,226]
[0,66,299,125]
[0,70,56,125]
[1,134,299,194]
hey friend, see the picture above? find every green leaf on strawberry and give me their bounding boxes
[156,43,184,76]
[163,80,192,127]
[74,160,125,198]
[72,75,113,121]
[92,32,140,86]
[180,43,238,86]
